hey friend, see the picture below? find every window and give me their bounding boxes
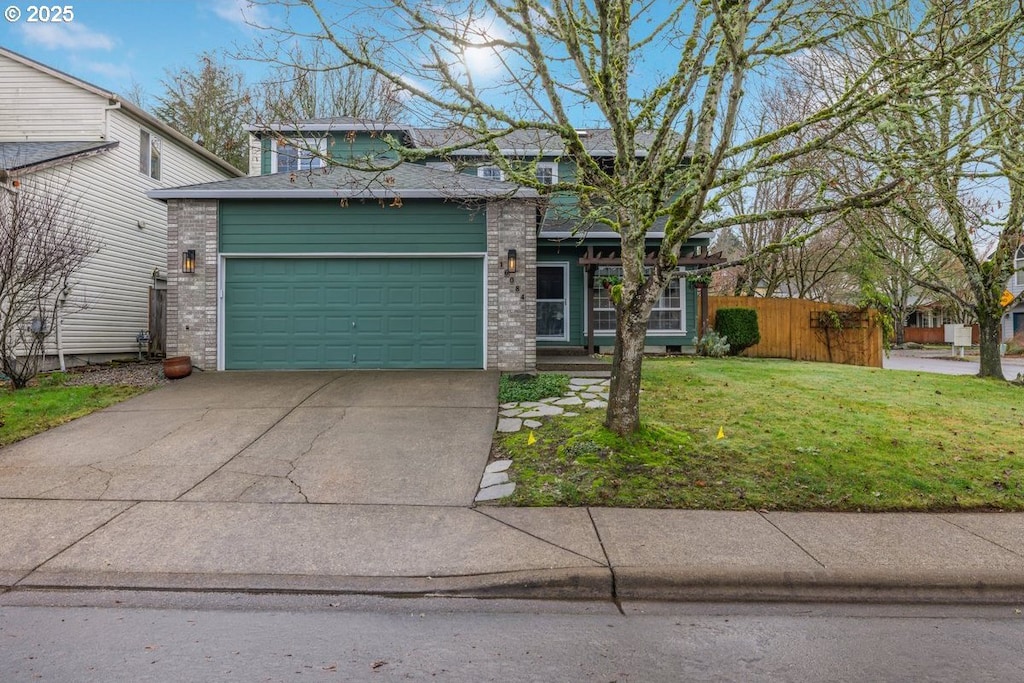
[273,138,326,173]
[1016,245,1024,287]
[139,130,161,180]
[592,266,686,333]
[477,165,504,181]
[535,162,558,185]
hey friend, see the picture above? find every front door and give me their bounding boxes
[537,264,569,341]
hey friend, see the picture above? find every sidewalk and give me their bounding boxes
[3,499,1024,604]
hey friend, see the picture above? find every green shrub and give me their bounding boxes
[696,330,730,358]
[714,308,760,355]
[499,373,570,403]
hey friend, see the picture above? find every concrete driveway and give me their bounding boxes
[0,371,499,506]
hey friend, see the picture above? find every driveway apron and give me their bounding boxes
[0,370,499,507]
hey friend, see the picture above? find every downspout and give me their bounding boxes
[103,101,122,140]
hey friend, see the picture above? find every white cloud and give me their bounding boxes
[84,61,133,83]
[212,0,271,28]
[20,22,114,51]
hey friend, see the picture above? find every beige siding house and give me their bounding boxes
[0,47,242,365]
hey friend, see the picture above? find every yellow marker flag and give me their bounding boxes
[528,430,537,445]
[717,426,725,440]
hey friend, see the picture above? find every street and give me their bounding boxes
[2,592,1022,681]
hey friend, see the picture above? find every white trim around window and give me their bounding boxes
[1015,245,1024,287]
[272,138,327,174]
[477,165,505,181]
[535,161,558,185]
[537,262,570,341]
[139,129,161,180]
[590,266,687,335]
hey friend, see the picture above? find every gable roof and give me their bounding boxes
[148,161,538,200]
[0,47,244,178]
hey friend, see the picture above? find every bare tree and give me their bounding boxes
[0,176,94,389]
[247,0,1014,433]
[257,42,404,122]
[154,52,252,172]
[836,1,1024,378]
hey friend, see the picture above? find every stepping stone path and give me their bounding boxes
[475,377,611,502]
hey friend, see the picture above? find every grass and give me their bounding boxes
[0,374,148,448]
[496,357,1024,511]
[499,373,570,403]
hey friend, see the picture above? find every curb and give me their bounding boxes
[10,566,1024,605]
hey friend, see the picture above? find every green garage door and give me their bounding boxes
[224,258,483,369]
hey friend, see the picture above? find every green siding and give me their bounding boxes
[536,243,700,348]
[327,132,396,161]
[224,257,483,369]
[219,200,486,254]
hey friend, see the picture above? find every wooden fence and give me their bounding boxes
[705,297,883,368]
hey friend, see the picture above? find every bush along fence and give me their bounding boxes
[705,297,883,368]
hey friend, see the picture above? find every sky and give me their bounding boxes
[0,0,278,104]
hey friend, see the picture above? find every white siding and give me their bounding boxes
[21,108,233,357]
[0,54,107,141]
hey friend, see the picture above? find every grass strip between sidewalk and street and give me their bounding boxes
[495,357,1024,511]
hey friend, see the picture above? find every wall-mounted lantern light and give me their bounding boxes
[505,249,518,275]
[182,249,196,274]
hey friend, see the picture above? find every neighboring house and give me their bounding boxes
[0,47,242,365]
[1004,245,1024,342]
[150,117,719,372]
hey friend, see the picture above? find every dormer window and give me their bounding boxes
[273,138,327,173]
[1016,245,1024,287]
[139,129,161,180]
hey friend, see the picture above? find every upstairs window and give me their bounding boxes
[273,138,326,173]
[1016,245,1024,287]
[477,165,504,181]
[139,130,161,180]
[535,162,558,185]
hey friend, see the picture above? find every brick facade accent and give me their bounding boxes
[486,200,536,371]
[166,199,218,370]
[167,197,536,372]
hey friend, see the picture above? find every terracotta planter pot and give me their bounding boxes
[163,355,192,379]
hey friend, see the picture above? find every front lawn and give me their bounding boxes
[496,357,1024,511]
[0,376,148,447]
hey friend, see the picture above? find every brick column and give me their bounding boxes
[486,200,536,371]
[166,199,219,370]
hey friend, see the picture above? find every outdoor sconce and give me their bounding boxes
[182,249,196,274]
[505,249,518,275]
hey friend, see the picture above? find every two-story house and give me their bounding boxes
[0,47,242,367]
[150,117,719,372]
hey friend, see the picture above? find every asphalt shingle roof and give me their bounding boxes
[148,161,538,200]
[0,141,117,171]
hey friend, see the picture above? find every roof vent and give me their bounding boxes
[575,130,591,137]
